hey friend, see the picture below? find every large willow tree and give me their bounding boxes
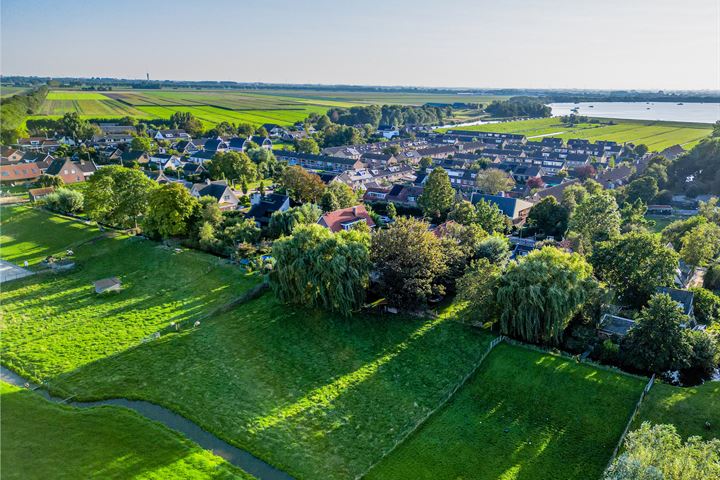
[270,224,370,316]
[496,246,593,345]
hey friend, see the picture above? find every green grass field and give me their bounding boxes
[635,381,720,441]
[51,296,495,480]
[0,207,259,381]
[442,117,712,151]
[1,382,251,480]
[0,206,101,266]
[367,343,646,480]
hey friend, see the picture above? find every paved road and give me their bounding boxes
[0,260,33,283]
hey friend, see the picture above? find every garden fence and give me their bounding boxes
[357,334,506,479]
[606,374,656,469]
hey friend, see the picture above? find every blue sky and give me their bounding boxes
[1,0,718,90]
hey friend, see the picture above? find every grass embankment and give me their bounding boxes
[0,206,101,266]
[635,381,720,441]
[53,297,495,480]
[0,382,252,480]
[367,343,646,480]
[0,206,259,380]
[441,117,712,150]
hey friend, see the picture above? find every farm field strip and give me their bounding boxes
[367,343,646,480]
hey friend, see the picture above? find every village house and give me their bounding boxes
[98,124,137,135]
[121,150,150,165]
[318,205,375,233]
[154,129,191,141]
[15,137,60,152]
[174,140,199,154]
[260,124,287,138]
[44,159,97,184]
[149,153,182,170]
[92,133,135,146]
[275,151,365,172]
[470,192,534,225]
[190,179,239,210]
[416,145,457,159]
[204,138,229,153]
[0,162,42,183]
[361,153,398,168]
[281,130,307,142]
[245,193,291,227]
[188,150,215,164]
[1,146,25,163]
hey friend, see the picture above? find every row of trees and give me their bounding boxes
[485,96,552,118]
[326,104,452,128]
[0,86,48,143]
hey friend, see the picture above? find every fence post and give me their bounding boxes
[356,334,505,480]
[606,374,656,470]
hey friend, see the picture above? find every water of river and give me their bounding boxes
[550,102,720,124]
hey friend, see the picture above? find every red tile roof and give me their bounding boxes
[318,205,375,233]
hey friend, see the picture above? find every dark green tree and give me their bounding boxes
[621,293,693,374]
[526,196,569,238]
[496,247,594,345]
[418,167,455,221]
[271,224,370,316]
[591,231,678,307]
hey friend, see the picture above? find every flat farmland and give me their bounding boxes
[367,343,645,480]
[35,90,148,118]
[31,89,356,125]
[442,117,712,150]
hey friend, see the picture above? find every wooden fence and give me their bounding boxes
[357,335,506,479]
[606,374,656,469]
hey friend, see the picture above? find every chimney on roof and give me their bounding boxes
[352,206,358,216]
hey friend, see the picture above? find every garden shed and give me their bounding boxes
[93,277,121,294]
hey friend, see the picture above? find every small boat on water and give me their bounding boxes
[677,102,684,105]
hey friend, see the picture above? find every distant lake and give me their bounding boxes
[549,102,720,124]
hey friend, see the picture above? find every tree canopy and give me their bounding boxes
[371,217,447,308]
[568,192,621,253]
[418,167,455,221]
[604,422,720,480]
[526,196,569,238]
[591,231,678,307]
[84,166,156,228]
[496,247,594,345]
[144,183,198,238]
[270,224,370,316]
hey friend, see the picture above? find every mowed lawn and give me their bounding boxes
[635,381,720,441]
[0,208,259,381]
[1,382,252,480]
[52,295,495,480]
[443,117,712,151]
[367,343,646,480]
[0,206,102,266]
